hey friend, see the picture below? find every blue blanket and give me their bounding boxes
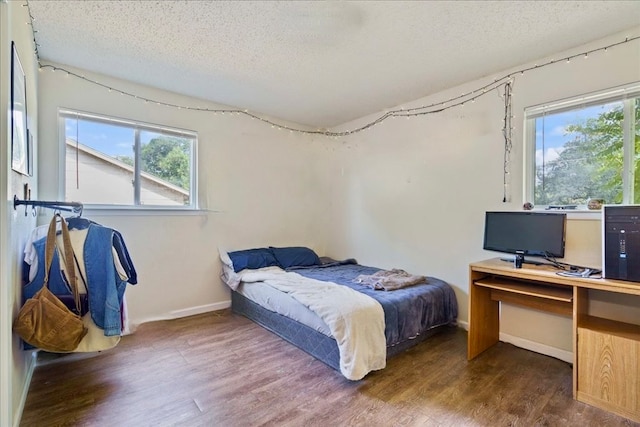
[291,262,458,347]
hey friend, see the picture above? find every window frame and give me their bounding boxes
[524,82,640,210]
[58,109,198,211]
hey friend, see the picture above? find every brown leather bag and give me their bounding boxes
[13,214,87,352]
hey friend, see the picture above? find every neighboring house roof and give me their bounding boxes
[65,138,189,198]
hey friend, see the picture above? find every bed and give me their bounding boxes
[220,246,458,380]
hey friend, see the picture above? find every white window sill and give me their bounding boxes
[532,208,602,221]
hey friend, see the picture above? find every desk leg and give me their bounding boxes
[468,273,500,360]
[573,286,588,399]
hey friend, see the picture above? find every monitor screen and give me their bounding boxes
[483,211,566,258]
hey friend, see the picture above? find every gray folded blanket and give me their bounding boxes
[354,268,426,291]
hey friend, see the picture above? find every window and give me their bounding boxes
[525,83,639,209]
[60,110,197,209]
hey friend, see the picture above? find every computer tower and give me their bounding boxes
[603,205,640,282]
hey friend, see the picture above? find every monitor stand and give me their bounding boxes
[500,256,545,266]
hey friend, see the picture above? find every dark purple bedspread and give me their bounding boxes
[291,262,458,347]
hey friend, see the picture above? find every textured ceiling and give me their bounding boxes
[27,1,640,128]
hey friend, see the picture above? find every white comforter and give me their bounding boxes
[237,267,386,380]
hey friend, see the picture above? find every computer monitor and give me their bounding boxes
[483,211,566,260]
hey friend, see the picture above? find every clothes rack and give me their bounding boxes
[13,195,83,217]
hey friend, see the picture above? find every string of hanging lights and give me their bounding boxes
[502,81,513,203]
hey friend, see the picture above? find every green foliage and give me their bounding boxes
[140,137,191,190]
[116,155,134,166]
[535,99,639,205]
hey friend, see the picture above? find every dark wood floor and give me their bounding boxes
[20,310,639,426]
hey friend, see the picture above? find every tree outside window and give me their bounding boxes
[527,86,639,208]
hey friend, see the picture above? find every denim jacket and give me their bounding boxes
[24,218,136,336]
[23,238,71,297]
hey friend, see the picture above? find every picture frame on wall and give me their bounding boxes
[11,41,29,175]
[27,129,34,176]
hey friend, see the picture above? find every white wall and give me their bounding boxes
[37,66,332,326]
[321,28,640,359]
[1,2,40,426]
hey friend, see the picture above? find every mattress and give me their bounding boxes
[292,262,458,347]
[237,280,331,336]
[232,291,342,370]
[231,261,458,372]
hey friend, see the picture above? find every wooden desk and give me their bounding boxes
[468,258,640,422]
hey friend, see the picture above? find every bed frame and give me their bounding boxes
[231,290,452,372]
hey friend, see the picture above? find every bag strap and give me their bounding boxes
[43,213,82,314]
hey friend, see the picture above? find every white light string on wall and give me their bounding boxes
[23,2,639,138]
[37,64,513,135]
[502,81,514,203]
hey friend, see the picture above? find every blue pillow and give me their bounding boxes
[228,248,279,273]
[270,246,321,269]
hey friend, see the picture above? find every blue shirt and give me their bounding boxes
[23,218,136,337]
